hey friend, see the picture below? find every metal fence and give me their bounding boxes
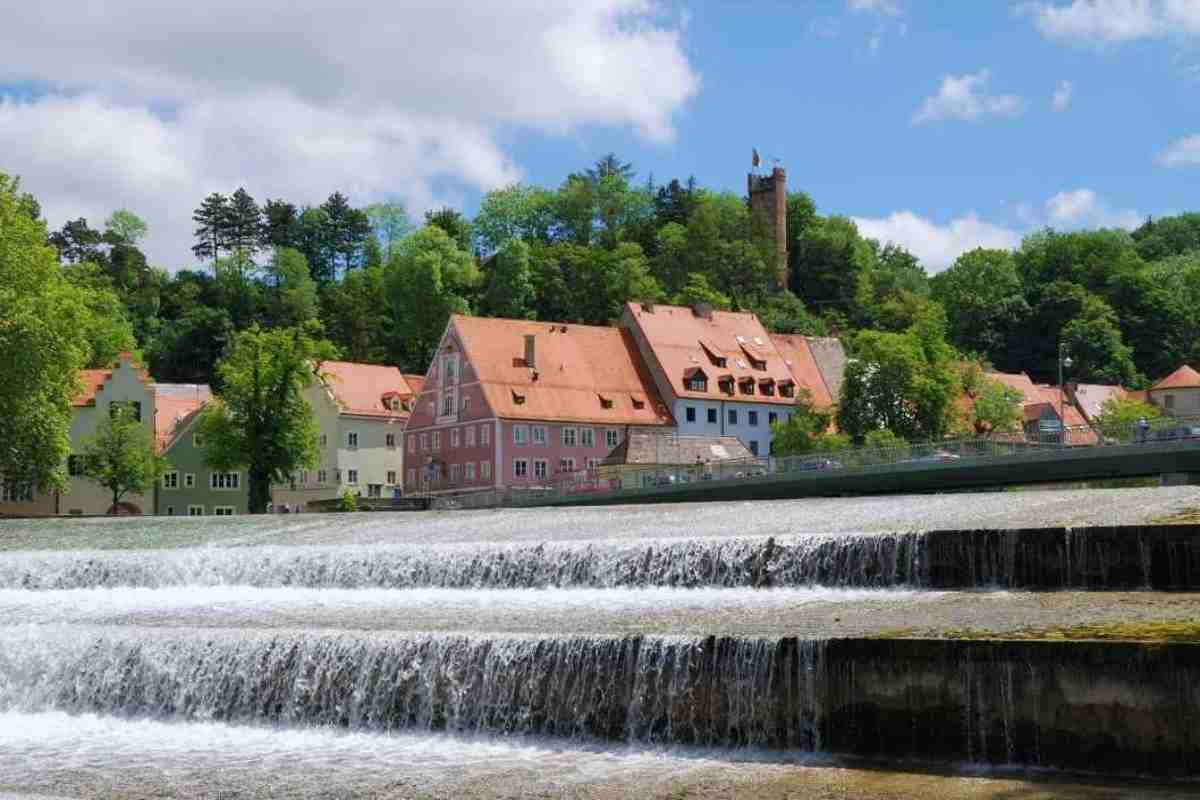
[503,414,1200,507]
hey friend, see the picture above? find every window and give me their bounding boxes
[685,377,707,392]
[389,396,403,411]
[579,428,595,448]
[513,459,528,478]
[162,471,179,490]
[408,435,416,454]
[318,469,327,484]
[386,433,397,449]
[739,381,754,396]
[466,426,476,447]
[165,506,175,516]
[707,408,718,424]
[514,425,529,446]
[560,457,576,473]
[532,426,547,446]
[407,468,416,486]
[184,473,196,489]
[299,470,309,485]
[386,470,397,485]
[451,428,460,448]
[1,484,32,503]
[465,462,476,481]
[320,434,327,447]
[685,407,696,423]
[586,458,600,470]
[462,395,470,414]
[606,429,619,448]
[347,469,359,484]
[561,427,577,447]
[481,425,490,445]
[749,441,759,456]
[728,409,738,425]
[110,400,142,422]
[780,383,795,398]
[67,455,84,476]
[432,431,441,451]
[450,463,462,482]
[441,391,455,417]
[210,472,240,490]
[213,506,236,516]
[347,432,359,448]
[760,382,775,396]
[481,461,491,480]
[1165,394,1176,410]
[769,412,778,426]
[421,433,430,451]
[749,411,759,427]
[187,505,205,516]
[534,459,548,480]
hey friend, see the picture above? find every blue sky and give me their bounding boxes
[2,1,1198,270]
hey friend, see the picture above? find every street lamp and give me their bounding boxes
[1058,343,1073,446]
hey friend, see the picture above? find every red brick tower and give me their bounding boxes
[747,166,788,290]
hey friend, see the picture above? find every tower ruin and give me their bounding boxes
[747,166,788,290]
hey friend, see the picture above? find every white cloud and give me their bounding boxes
[1046,188,1142,228]
[852,211,1022,272]
[1052,79,1074,111]
[847,0,903,16]
[1159,134,1200,166]
[1025,0,1200,43]
[0,1,699,267]
[912,69,1024,125]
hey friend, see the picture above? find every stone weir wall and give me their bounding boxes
[6,628,1197,778]
[922,523,1200,589]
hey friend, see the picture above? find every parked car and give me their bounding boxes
[1151,426,1200,442]
[799,458,842,471]
[904,450,961,464]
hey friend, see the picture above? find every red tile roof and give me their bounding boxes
[403,374,427,397]
[1070,383,1128,423]
[625,303,798,406]
[451,315,673,426]
[319,361,414,419]
[769,334,834,407]
[152,384,212,453]
[1151,365,1200,391]
[73,369,113,407]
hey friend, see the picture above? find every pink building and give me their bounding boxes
[403,315,673,498]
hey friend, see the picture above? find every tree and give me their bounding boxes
[1094,396,1162,443]
[295,207,334,283]
[1132,213,1200,262]
[80,405,165,514]
[0,173,93,498]
[671,273,732,311]
[586,153,636,183]
[931,248,1028,364]
[970,377,1024,437]
[321,264,393,363]
[264,248,319,328]
[49,218,106,264]
[793,215,877,319]
[385,225,480,370]
[770,388,835,456]
[322,191,370,274]
[751,291,827,335]
[424,207,474,254]
[864,428,909,455]
[481,240,536,319]
[61,264,139,367]
[197,323,336,513]
[474,185,556,253]
[262,199,299,251]
[104,209,148,246]
[364,201,412,260]
[192,193,229,268]
[225,188,263,257]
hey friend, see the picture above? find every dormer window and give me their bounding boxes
[632,397,646,410]
[758,378,776,396]
[512,389,526,405]
[779,380,796,398]
[683,367,708,393]
[698,339,727,368]
[717,375,735,396]
[738,376,756,396]
[599,394,614,409]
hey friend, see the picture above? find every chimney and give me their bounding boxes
[691,302,713,321]
[523,334,536,368]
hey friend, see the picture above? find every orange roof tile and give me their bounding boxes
[152,384,212,453]
[769,334,834,407]
[1151,365,1200,391]
[1070,383,1127,423]
[319,361,414,419]
[451,315,672,426]
[73,369,113,407]
[403,374,427,398]
[626,303,798,406]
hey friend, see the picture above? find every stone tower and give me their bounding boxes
[747,166,788,290]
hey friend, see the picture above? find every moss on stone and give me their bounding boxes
[874,620,1200,643]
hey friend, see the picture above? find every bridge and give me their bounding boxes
[511,435,1200,508]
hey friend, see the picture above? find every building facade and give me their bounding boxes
[1148,365,1200,417]
[403,315,673,498]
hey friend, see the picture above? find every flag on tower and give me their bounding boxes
[752,148,761,168]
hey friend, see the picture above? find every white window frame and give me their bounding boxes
[213,506,236,516]
[187,505,205,516]
[579,428,594,448]
[465,462,476,481]
[532,426,547,446]
[347,469,359,485]
[606,429,619,449]
[184,473,196,489]
[320,434,328,447]
[466,426,476,447]
[513,459,528,478]
[533,459,548,480]
[450,463,462,482]
[481,425,490,445]
[162,471,179,490]
[408,435,416,454]
[451,428,460,448]
[514,425,529,446]
[386,470,397,485]
[432,431,441,451]
[347,431,359,448]
[210,472,241,491]
[1,484,33,503]
[165,506,175,517]
[560,457,576,473]
[421,433,430,451]
[481,461,491,480]
[386,433,397,449]
[749,411,759,427]
[318,469,328,485]
[561,427,577,447]
[586,458,601,470]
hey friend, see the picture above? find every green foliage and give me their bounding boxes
[80,406,166,513]
[424,207,474,254]
[793,215,877,322]
[103,209,148,245]
[1132,213,1200,261]
[1094,396,1162,443]
[474,184,556,254]
[671,273,731,311]
[863,428,909,455]
[363,201,412,261]
[321,264,392,363]
[481,240,536,319]
[0,173,93,497]
[931,248,1028,363]
[337,489,359,513]
[385,225,480,370]
[769,388,835,456]
[970,378,1024,436]
[751,291,827,335]
[198,323,336,513]
[264,248,319,328]
[61,263,139,367]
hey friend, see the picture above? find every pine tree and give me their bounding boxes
[225,188,263,258]
[192,193,229,269]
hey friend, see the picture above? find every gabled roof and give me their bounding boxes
[1151,365,1200,391]
[1071,383,1127,423]
[319,361,414,419]
[769,334,834,407]
[73,370,114,407]
[803,337,847,403]
[625,303,797,406]
[152,384,212,452]
[451,315,672,426]
[603,431,754,466]
[403,374,427,397]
